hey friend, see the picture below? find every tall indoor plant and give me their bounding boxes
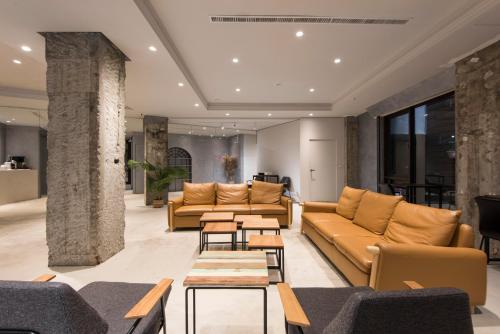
[221,154,238,183]
[128,160,187,208]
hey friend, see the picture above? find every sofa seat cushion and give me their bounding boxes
[216,183,249,204]
[250,204,287,215]
[384,201,461,246]
[333,235,385,273]
[336,186,367,220]
[302,213,376,243]
[250,180,283,204]
[213,204,251,214]
[175,205,214,216]
[183,182,215,205]
[79,282,170,334]
[353,191,402,235]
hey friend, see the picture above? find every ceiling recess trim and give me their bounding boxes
[0,86,48,101]
[208,102,332,111]
[210,15,409,25]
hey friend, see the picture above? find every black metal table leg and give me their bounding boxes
[263,288,267,334]
[160,296,167,334]
[185,288,189,334]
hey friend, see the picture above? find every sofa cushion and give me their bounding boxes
[250,203,287,215]
[175,205,214,216]
[250,180,283,204]
[333,235,385,273]
[353,191,402,235]
[216,183,249,204]
[183,182,215,205]
[384,201,460,246]
[213,204,251,214]
[302,213,376,243]
[336,186,367,220]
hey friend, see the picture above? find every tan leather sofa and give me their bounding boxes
[301,186,487,307]
[168,181,292,231]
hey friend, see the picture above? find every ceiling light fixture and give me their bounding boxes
[235,88,241,92]
[194,103,200,107]
[333,57,342,64]
[309,88,315,93]
[236,129,240,133]
[6,120,11,123]
[309,113,314,116]
[267,113,272,117]
[12,59,22,64]
[225,113,230,116]
[178,82,184,87]
[148,46,157,52]
[21,45,32,52]
[295,31,304,38]
[202,127,207,130]
[232,57,239,63]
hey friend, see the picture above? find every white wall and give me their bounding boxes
[257,120,301,198]
[241,134,257,182]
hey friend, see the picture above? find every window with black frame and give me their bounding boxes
[167,147,192,192]
[382,93,455,208]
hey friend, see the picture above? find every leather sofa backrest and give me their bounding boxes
[353,191,402,234]
[250,181,283,204]
[336,186,367,220]
[449,223,475,248]
[383,201,461,246]
[216,183,249,204]
[183,182,215,205]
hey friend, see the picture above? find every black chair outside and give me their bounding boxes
[475,195,500,263]
[280,176,292,196]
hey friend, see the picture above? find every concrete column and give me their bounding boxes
[43,32,128,266]
[345,116,359,187]
[455,40,500,249]
[143,116,168,205]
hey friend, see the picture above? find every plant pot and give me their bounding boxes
[152,199,164,208]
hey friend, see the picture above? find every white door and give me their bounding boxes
[309,139,339,201]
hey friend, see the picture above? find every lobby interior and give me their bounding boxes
[1,1,500,333]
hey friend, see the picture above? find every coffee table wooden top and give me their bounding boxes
[183,251,269,287]
[202,222,237,233]
[233,214,262,223]
[200,212,234,222]
[242,218,280,230]
[248,235,284,249]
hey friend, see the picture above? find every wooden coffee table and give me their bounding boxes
[198,212,234,253]
[201,222,237,251]
[248,235,285,284]
[233,214,262,226]
[184,251,269,333]
[241,218,280,250]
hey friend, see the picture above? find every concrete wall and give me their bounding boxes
[257,121,301,197]
[129,132,144,194]
[241,134,257,182]
[455,40,500,248]
[0,123,5,163]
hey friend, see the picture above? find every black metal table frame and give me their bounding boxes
[242,227,280,250]
[201,228,237,251]
[185,286,267,334]
[248,245,285,284]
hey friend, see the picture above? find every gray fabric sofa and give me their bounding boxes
[0,279,172,334]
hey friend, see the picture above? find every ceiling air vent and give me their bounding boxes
[210,15,409,25]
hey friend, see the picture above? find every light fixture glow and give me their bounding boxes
[232,57,239,63]
[12,59,21,64]
[309,88,315,93]
[194,103,200,107]
[236,129,240,133]
[6,120,11,123]
[235,88,241,92]
[267,113,272,117]
[295,31,304,38]
[202,127,207,130]
[178,82,184,87]
[333,57,341,64]
[225,113,230,116]
[221,126,225,130]
[148,46,157,52]
[309,113,314,117]
[21,45,32,52]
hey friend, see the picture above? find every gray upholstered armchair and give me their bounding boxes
[0,274,173,334]
[277,281,473,334]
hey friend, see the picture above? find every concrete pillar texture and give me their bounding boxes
[143,116,168,205]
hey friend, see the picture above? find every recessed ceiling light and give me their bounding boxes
[253,127,257,130]
[296,31,304,38]
[232,57,239,63]
[221,126,225,130]
[188,131,192,134]
[149,46,157,52]
[309,113,314,116]
[202,127,207,130]
[235,88,241,92]
[12,59,22,64]
[225,113,230,116]
[194,103,200,107]
[309,88,315,93]
[236,129,240,133]
[333,57,342,64]
[21,45,32,52]
[222,134,226,137]
[267,113,272,117]
[178,82,184,87]
[6,120,11,123]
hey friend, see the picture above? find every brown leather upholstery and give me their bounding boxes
[175,205,214,216]
[213,204,251,214]
[336,186,367,219]
[303,201,338,213]
[216,183,248,204]
[384,201,461,246]
[250,204,287,215]
[250,181,283,204]
[183,182,215,205]
[301,186,487,307]
[353,191,402,235]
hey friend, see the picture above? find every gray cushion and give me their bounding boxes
[288,287,372,334]
[78,281,170,334]
[0,281,108,334]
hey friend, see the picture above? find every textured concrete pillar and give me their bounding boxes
[143,116,168,205]
[455,40,500,250]
[345,116,359,187]
[43,32,128,266]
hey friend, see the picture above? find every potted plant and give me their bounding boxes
[128,160,187,208]
[221,154,238,183]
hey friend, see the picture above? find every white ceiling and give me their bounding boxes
[0,0,500,129]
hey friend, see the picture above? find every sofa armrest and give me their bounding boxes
[280,195,291,207]
[280,196,293,227]
[168,195,183,209]
[32,274,56,282]
[277,283,310,328]
[167,196,183,231]
[369,243,487,306]
[302,201,338,213]
[125,278,173,319]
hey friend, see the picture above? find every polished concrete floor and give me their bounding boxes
[1,192,500,333]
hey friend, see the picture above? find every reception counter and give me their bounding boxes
[0,169,39,205]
